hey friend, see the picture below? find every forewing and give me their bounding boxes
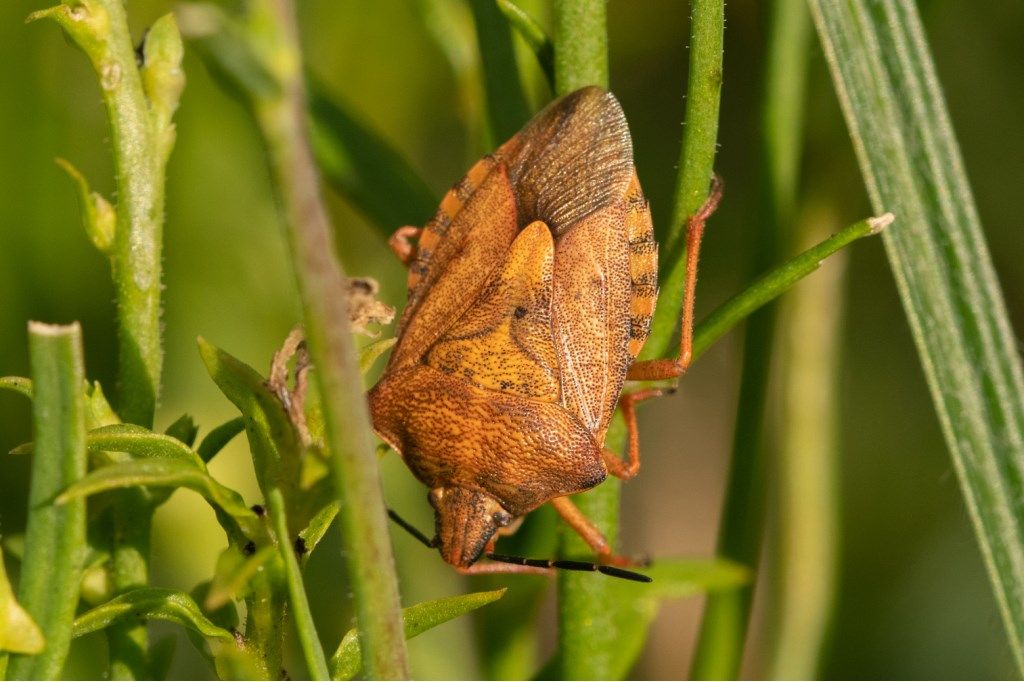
[389,164,520,369]
[426,221,560,401]
[496,86,634,236]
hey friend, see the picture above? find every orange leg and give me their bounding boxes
[627,176,723,382]
[388,225,422,266]
[602,388,666,480]
[550,497,633,567]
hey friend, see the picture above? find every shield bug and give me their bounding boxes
[369,87,719,581]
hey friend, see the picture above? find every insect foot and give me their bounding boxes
[370,86,682,579]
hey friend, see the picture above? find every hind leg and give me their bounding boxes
[388,226,422,266]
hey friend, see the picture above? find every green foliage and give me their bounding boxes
[810,0,1024,672]
[72,588,234,642]
[0,546,44,656]
[330,590,507,680]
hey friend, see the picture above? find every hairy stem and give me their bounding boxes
[251,0,409,676]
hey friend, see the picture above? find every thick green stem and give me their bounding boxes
[550,2,616,679]
[266,488,329,679]
[7,323,88,680]
[252,0,409,677]
[553,0,607,92]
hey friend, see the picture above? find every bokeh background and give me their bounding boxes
[2,0,1023,678]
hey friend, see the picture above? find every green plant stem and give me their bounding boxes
[552,0,607,92]
[810,0,1024,672]
[770,215,844,678]
[550,2,615,678]
[691,215,888,362]
[468,0,530,143]
[496,0,555,87]
[266,488,329,680]
[7,322,88,680]
[643,0,724,361]
[251,0,409,677]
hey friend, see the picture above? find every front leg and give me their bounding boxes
[550,496,636,567]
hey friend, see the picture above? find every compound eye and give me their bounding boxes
[492,511,512,527]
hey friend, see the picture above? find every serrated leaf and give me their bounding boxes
[72,588,234,641]
[196,417,245,463]
[165,413,199,447]
[0,545,45,654]
[330,589,506,680]
[58,458,263,542]
[205,545,276,610]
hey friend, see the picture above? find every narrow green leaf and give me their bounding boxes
[58,458,263,542]
[496,0,554,87]
[809,1,1024,672]
[358,337,396,375]
[0,545,45,654]
[330,590,507,680]
[298,501,339,557]
[7,322,88,679]
[72,588,234,641]
[205,545,276,610]
[540,560,748,680]
[87,423,205,467]
[468,0,531,142]
[0,376,32,399]
[54,157,116,256]
[196,417,245,463]
[164,413,199,447]
[307,85,437,233]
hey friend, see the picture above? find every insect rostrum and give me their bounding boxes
[370,87,704,577]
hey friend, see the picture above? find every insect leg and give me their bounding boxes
[549,497,633,567]
[455,562,552,577]
[388,225,423,266]
[603,388,666,480]
[626,175,723,381]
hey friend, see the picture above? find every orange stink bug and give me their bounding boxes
[369,87,719,581]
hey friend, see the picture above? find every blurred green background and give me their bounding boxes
[2,0,1022,678]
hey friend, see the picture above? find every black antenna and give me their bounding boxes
[386,508,653,583]
[387,508,437,548]
[487,553,653,583]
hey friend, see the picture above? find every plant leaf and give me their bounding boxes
[298,501,339,559]
[0,545,45,654]
[330,589,506,680]
[164,413,199,447]
[538,558,748,679]
[496,0,554,87]
[196,417,245,463]
[358,337,396,375]
[57,458,263,542]
[205,545,276,610]
[0,376,32,400]
[307,84,437,233]
[809,0,1024,672]
[72,588,234,641]
[86,424,205,468]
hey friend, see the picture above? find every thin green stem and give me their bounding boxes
[7,322,88,680]
[252,0,408,676]
[550,2,614,678]
[496,0,555,87]
[468,0,531,143]
[644,0,724,361]
[691,215,890,363]
[266,488,329,680]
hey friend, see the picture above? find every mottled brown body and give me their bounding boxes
[369,87,662,570]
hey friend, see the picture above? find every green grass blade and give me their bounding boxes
[809,0,1024,672]
[468,0,531,143]
[7,322,88,680]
